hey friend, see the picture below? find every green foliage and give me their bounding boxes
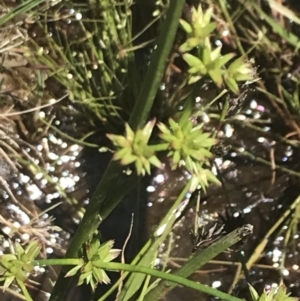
[158,118,219,190]
[65,239,120,291]
[183,38,236,85]
[224,57,254,94]
[107,117,219,191]
[179,6,216,52]
[1,1,286,301]
[158,118,214,167]
[249,284,298,301]
[179,4,255,94]
[107,120,162,176]
[1,235,296,301]
[0,240,41,290]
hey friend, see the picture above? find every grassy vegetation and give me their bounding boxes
[0,0,300,301]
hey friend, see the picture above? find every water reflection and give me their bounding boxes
[146,90,300,300]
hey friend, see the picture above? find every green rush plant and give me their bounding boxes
[0,1,269,301]
[179,4,254,93]
[1,226,296,301]
[0,226,255,301]
[107,117,219,190]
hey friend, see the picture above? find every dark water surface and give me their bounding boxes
[146,91,300,300]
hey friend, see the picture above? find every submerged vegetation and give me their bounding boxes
[0,0,300,301]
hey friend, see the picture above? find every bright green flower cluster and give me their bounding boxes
[179,5,255,94]
[0,241,41,290]
[158,118,214,169]
[183,38,236,85]
[107,120,162,176]
[66,239,120,291]
[158,118,219,190]
[223,57,254,94]
[107,117,219,190]
[179,6,216,52]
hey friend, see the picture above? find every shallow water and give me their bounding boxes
[1,1,300,301]
[146,90,300,300]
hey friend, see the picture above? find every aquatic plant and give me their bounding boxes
[0,0,300,301]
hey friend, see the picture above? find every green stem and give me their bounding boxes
[128,0,185,131]
[35,258,244,301]
[17,279,33,301]
[35,224,251,301]
[40,119,99,148]
[36,258,82,266]
[49,1,185,300]
[236,148,300,177]
[103,262,244,301]
[118,179,193,301]
[218,0,246,56]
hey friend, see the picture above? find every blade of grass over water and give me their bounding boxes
[144,224,253,301]
[251,2,300,48]
[37,259,245,301]
[49,1,185,300]
[268,0,300,26]
[217,0,246,55]
[97,180,192,301]
[229,196,300,290]
[128,2,184,130]
[246,196,300,270]
[118,180,192,301]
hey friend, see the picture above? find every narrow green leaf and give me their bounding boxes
[144,225,254,301]
[65,264,83,278]
[202,47,211,65]
[142,158,151,175]
[143,120,156,141]
[229,58,243,72]
[203,7,214,25]
[135,159,144,176]
[125,123,135,142]
[235,74,253,81]
[194,22,217,38]
[189,65,206,75]
[3,276,15,290]
[188,75,202,84]
[224,77,239,94]
[99,269,111,284]
[179,38,201,52]
[157,122,171,135]
[92,267,105,283]
[107,134,128,147]
[206,170,221,185]
[252,3,300,48]
[249,284,259,301]
[120,153,136,165]
[183,53,203,67]
[179,19,193,34]
[15,242,24,256]
[216,53,236,68]
[210,46,222,62]
[208,69,223,87]
[148,155,162,168]
[0,0,45,26]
